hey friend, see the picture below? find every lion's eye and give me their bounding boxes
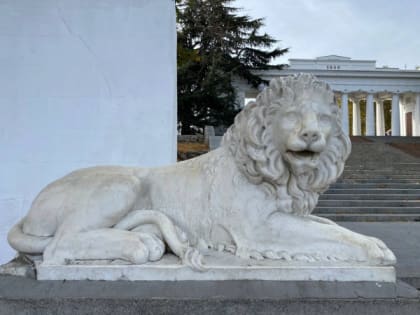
[319,114,331,125]
[283,112,299,122]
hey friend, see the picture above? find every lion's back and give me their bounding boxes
[22,166,142,237]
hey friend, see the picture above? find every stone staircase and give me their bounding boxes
[315,140,420,222]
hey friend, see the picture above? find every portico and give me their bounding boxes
[234,56,420,136]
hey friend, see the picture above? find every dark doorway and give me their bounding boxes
[406,112,413,136]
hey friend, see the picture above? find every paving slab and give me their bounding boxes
[341,222,420,282]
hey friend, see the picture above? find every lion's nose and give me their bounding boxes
[300,129,320,144]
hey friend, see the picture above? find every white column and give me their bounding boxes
[400,97,406,136]
[366,93,375,136]
[415,93,420,136]
[352,99,361,136]
[235,89,246,108]
[341,93,349,135]
[375,100,385,136]
[391,94,400,136]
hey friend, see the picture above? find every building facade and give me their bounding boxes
[0,0,177,264]
[234,55,420,136]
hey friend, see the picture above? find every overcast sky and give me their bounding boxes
[235,0,420,70]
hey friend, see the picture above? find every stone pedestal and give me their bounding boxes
[0,275,418,315]
[35,253,396,282]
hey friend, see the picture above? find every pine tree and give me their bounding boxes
[177,0,288,134]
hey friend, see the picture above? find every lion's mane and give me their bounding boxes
[222,73,351,215]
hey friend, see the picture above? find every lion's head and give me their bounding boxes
[222,73,351,215]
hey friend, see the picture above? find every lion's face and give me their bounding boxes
[222,74,351,215]
[269,93,336,171]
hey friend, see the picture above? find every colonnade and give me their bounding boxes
[338,92,420,136]
[236,85,420,136]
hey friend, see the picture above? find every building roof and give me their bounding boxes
[289,56,377,64]
[316,55,351,61]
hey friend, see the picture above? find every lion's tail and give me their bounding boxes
[114,210,205,271]
[7,218,52,254]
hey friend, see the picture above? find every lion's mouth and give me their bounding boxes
[286,150,319,161]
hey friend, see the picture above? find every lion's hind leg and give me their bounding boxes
[115,210,204,271]
[43,228,163,265]
[131,229,165,261]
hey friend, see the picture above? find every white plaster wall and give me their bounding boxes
[0,0,177,263]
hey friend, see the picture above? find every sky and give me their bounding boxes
[235,0,420,70]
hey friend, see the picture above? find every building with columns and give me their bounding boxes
[234,55,420,136]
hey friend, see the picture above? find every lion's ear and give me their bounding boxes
[280,86,294,107]
[269,77,283,94]
[267,78,295,107]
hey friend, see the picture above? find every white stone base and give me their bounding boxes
[36,253,396,282]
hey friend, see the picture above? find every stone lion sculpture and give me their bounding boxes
[8,74,396,269]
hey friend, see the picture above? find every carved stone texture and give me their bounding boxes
[7,74,396,278]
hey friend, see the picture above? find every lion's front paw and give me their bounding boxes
[364,236,396,265]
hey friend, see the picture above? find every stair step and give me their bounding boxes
[345,164,420,167]
[319,194,420,200]
[330,183,420,189]
[343,168,420,172]
[317,200,420,207]
[318,213,420,222]
[325,189,420,194]
[343,170,420,175]
[341,175,420,180]
[327,142,420,223]
[337,179,420,184]
[344,166,420,171]
[314,207,420,214]
[322,140,420,221]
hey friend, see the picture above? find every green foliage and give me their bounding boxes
[176,0,288,134]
